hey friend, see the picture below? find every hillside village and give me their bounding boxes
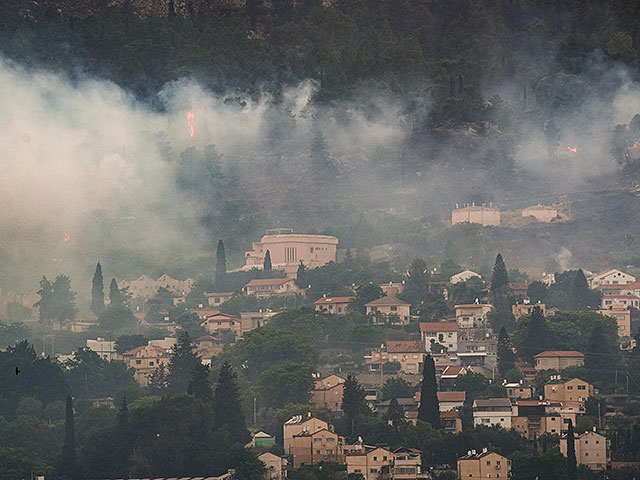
[3,228,640,479]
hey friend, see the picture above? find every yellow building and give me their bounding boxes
[451,206,501,227]
[560,431,610,471]
[366,296,411,325]
[314,296,354,315]
[122,344,169,386]
[346,446,394,480]
[312,374,345,412]
[533,351,584,371]
[544,377,593,412]
[291,428,345,468]
[457,450,510,479]
[283,415,329,457]
[597,306,632,339]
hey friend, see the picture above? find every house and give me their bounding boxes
[472,398,513,428]
[247,431,277,448]
[601,295,640,309]
[511,400,568,439]
[440,410,463,434]
[259,451,288,480]
[512,302,546,318]
[118,274,194,299]
[439,365,472,390]
[534,351,584,371]
[86,338,120,361]
[451,205,501,226]
[380,282,405,297]
[366,296,411,325]
[240,311,274,333]
[201,313,242,339]
[346,446,394,480]
[244,278,301,298]
[291,428,345,468]
[122,344,169,386]
[205,292,234,307]
[509,283,530,299]
[504,382,533,399]
[541,273,556,286]
[386,341,425,373]
[588,269,636,289]
[597,306,632,338]
[283,415,329,457]
[560,430,610,471]
[312,374,346,412]
[314,296,354,315]
[455,304,493,329]
[391,447,428,480]
[450,269,482,285]
[437,391,466,412]
[148,337,177,352]
[420,322,459,352]
[457,449,511,479]
[194,335,223,361]
[521,205,558,222]
[544,377,594,412]
[241,229,338,277]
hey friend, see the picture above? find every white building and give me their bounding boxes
[588,269,636,289]
[450,269,482,285]
[473,398,513,428]
[86,338,120,361]
[420,322,459,352]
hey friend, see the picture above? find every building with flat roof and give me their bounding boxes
[451,205,500,227]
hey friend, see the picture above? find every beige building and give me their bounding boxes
[511,400,569,439]
[450,269,482,284]
[455,304,493,329]
[391,447,428,480]
[291,428,345,468]
[441,410,463,434]
[521,205,558,222]
[451,205,500,227]
[240,311,274,333]
[601,295,640,309]
[588,269,636,289]
[205,292,234,307]
[201,313,242,339]
[472,398,513,428]
[242,229,338,276]
[505,382,533,399]
[544,377,593,412]
[457,450,510,479]
[597,306,632,338]
[380,282,405,297]
[346,446,394,480]
[366,341,425,374]
[86,338,121,361]
[314,296,354,315]
[512,302,546,318]
[312,374,346,412]
[283,416,329,457]
[259,452,288,480]
[534,351,584,371]
[560,431,610,471]
[123,344,169,386]
[118,274,195,299]
[420,322,459,352]
[244,278,301,298]
[437,391,466,411]
[366,296,411,324]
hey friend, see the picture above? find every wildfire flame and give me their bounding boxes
[63,234,70,243]
[187,106,195,138]
[567,146,577,153]
[630,143,638,149]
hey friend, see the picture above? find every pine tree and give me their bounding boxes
[34,276,54,323]
[109,278,124,307]
[61,395,78,479]
[342,373,369,435]
[497,327,515,375]
[148,364,168,394]
[166,331,200,396]
[491,253,509,291]
[417,355,440,428]
[215,240,227,290]
[402,258,430,308]
[112,397,132,478]
[523,306,551,362]
[188,363,213,402]
[90,263,104,317]
[310,129,335,177]
[263,250,272,271]
[386,397,405,425]
[567,419,577,480]
[213,362,249,444]
[295,261,306,288]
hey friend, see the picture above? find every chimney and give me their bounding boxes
[482,448,488,453]
[471,450,476,455]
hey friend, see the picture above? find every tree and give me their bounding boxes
[381,377,415,401]
[259,361,315,409]
[566,419,577,480]
[264,249,272,271]
[401,258,430,308]
[215,240,227,290]
[527,281,548,303]
[61,395,78,479]
[417,355,440,429]
[115,334,147,354]
[187,363,213,402]
[109,278,129,308]
[351,283,384,314]
[342,373,369,434]
[514,306,551,362]
[295,261,306,288]
[386,397,405,425]
[98,305,137,331]
[310,129,335,177]
[90,263,105,317]
[112,397,132,478]
[148,364,168,394]
[36,275,77,325]
[497,327,515,375]
[213,362,249,444]
[34,276,54,323]
[491,253,509,291]
[166,331,200,396]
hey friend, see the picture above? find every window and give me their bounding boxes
[136,360,141,365]
[567,386,573,390]
[370,469,378,473]
[391,306,397,311]
[578,385,586,390]
[149,361,154,366]
[487,461,491,466]
[373,457,377,461]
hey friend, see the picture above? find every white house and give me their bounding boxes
[449,269,482,285]
[588,269,636,289]
[472,398,513,428]
[420,322,459,352]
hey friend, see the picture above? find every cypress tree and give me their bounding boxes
[417,355,440,428]
[215,240,227,290]
[342,373,369,435]
[109,278,124,307]
[188,363,213,402]
[295,260,306,288]
[61,395,78,479]
[263,250,272,271]
[497,327,515,374]
[491,253,509,291]
[213,362,249,444]
[112,397,132,478]
[567,419,577,480]
[90,263,104,317]
[386,397,405,425]
[166,331,200,396]
[523,306,551,362]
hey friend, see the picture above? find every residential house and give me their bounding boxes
[283,415,329,457]
[420,322,459,352]
[597,306,632,338]
[440,365,472,390]
[505,382,533,399]
[451,205,501,226]
[118,274,194,299]
[346,446,394,480]
[601,295,640,309]
[241,229,338,277]
[312,374,346,412]
[511,400,568,440]
[123,344,169,386]
[291,428,345,468]
[86,338,120,361]
[201,313,242,339]
[509,283,530,299]
[437,391,466,412]
[455,304,493,329]
[512,302,546,319]
[248,431,276,448]
[440,410,463,434]
[148,337,177,352]
[244,278,301,298]
[544,377,594,412]
[472,398,513,428]
[366,296,411,325]
[588,269,636,289]
[391,447,428,480]
[240,311,274,333]
[380,282,405,297]
[560,430,610,471]
[314,296,354,315]
[385,341,425,373]
[522,205,558,222]
[457,450,511,479]
[194,335,223,362]
[619,281,640,297]
[534,351,585,371]
[259,451,288,480]
[205,292,234,307]
[450,270,482,285]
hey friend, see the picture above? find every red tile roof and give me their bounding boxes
[245,278,293,287]
[314,296,355,305]
[124,344,166,356]
[441,366,468,377]
[440,410,461,419]
[387,340,424,353]
[420,322,459,332]
[533,350,584,358]
[437,391,466,402]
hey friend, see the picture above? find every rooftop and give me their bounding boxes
[366,295,410,307]
[314,296,355,305]
[437,391,466,402]
[245,278,293,287]
[534,350,584,358]
[387,340,424,353]
[473,398,512,408]
[420,322,459,333]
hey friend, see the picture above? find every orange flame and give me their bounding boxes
[567,146,577,153]
[630,143,638,149]
[63,234,70,243]
[187,106,195,138]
